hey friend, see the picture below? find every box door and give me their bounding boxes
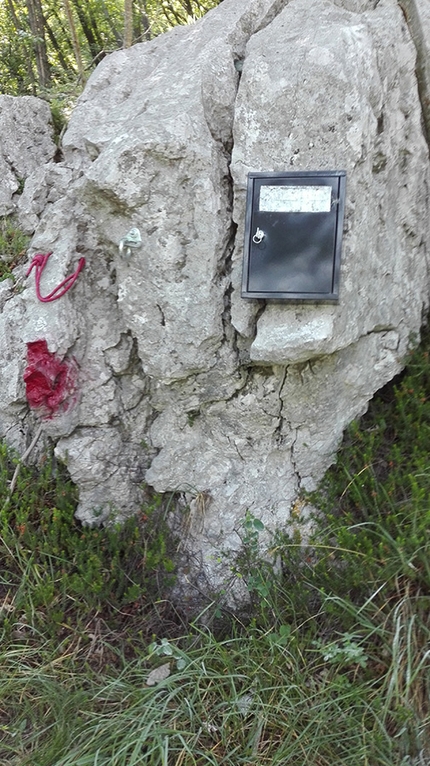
[242,172,345,301]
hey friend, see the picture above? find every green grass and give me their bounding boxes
[0,623,409,766]
[0,216,29,281]
[2,329,430,764]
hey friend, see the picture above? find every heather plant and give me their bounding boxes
[0,442,175,642]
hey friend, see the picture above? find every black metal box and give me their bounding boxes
[242,170,346,301]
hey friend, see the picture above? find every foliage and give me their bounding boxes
[0,216,29,282]
[312,632,369,669]
[42,630,404,766]
[0,0,221,98]
[232,511,272,604]
[0,440,175,642]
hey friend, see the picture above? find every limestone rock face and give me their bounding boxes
[0,96,57,217]
[0,0,429,599]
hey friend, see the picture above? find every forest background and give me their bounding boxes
[0,0,220,98]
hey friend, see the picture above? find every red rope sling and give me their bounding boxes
[26,252,85,302]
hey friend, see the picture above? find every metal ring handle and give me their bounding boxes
[252,228,265,244]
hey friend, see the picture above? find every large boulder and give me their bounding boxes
[0,0,429,599]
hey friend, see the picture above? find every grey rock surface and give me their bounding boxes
[0,95,57,217]
[0,0,429,601]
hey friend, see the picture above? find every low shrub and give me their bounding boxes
[0,442,175,641]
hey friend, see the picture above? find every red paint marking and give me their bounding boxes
[24,340,78,418]
[26,252,85,302]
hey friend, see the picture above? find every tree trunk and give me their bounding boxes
[124,0,133,48]
[71,0,101,59]
[44,15,71,73]
[62,0,85,81]
[133,0,151,42]
[26,0,51,88]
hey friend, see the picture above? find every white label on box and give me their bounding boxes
[259,185,332,213]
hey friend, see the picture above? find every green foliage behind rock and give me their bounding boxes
[0,0,221,97]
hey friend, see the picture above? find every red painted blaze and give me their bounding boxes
[24,340,78,418]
